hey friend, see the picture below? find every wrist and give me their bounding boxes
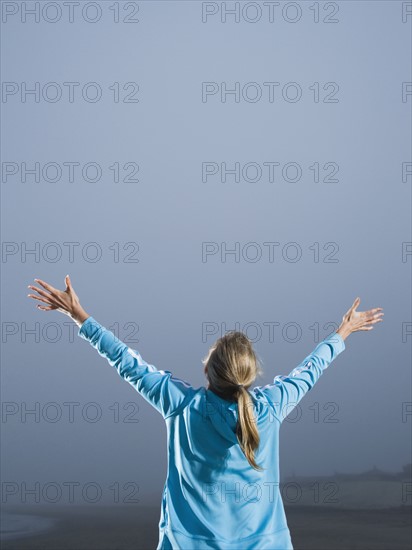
[336,324,351,341]
[70,306,90,327]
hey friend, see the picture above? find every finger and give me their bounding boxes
[28,285,53,299]
[27,294,54,306]
[30,282,66,308]
[365,308,384,316]
[358,318,382,329]
[65,274,72,290]
[34,278,58,296]
[364,318,383,325]
[350,297,360,312]
[37,304,55,311]
[365,313,384,322]
[358,326,374,331]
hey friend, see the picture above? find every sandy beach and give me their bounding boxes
[1,504,411,550]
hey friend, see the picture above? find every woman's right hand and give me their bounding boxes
[27,275,90,328]
[336,298,384,341]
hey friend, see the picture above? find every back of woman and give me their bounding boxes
[160,384,293,549]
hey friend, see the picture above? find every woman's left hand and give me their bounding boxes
[27,275,90,326]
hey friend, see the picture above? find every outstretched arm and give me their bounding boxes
[27,275,195,419]
[253,331,345,423]
[252,297,384,423]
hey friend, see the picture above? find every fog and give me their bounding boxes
[1,0,411,508]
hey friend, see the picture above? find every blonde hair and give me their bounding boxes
[202,331,264,471]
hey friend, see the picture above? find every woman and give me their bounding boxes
[27,275,383,550]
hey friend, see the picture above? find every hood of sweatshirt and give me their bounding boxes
[204,388,240,445]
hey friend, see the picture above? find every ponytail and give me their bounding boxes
[203,331,265,472]
[236,387,264,471]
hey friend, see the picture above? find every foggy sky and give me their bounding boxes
[1,0,411,507]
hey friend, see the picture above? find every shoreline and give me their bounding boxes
[1,504,411,550]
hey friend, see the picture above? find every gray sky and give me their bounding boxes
[1,0,411,507]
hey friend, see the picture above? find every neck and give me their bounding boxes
[207,385,236,402]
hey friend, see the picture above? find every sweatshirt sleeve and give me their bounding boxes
[252,331,345,423]
[77,316,195,420]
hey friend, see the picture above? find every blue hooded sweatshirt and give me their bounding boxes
[78,316,345,550]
